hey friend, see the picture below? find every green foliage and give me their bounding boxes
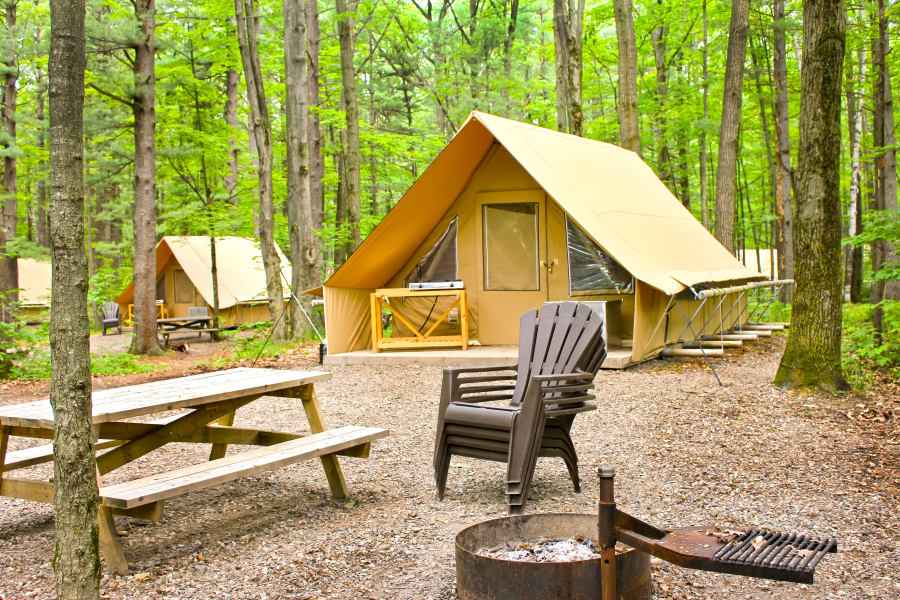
[842,301,900,390]
[11,346,161,381]
[847,210,900,283]
[200,321,301,369]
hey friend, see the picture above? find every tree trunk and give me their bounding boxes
[846,25,865,303]
[284,0,317,340]
[652,14,673,191]
[871,0,886,341]
[224,69,239,205]
[501,0,519,116]
[48,0,100,594]
[235,0,286,340]
[306,0,323,239]
[714,0,750,253]
[613,0,640,154]
[3,0,18,307]
[85,184,100,330]
[36,62,49,248]
[775,0,846,391]
[700,0,709,228]
[882,39,900,300]
[552,7,567,133]
[773,0,794,299]
[130,0,161,355]
[552,0,584,137]
[335,0,361,256]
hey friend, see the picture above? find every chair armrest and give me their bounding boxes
[443,365,517,375]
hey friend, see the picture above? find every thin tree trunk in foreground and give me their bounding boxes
[131,0,162,355]
[306,0,323,236]
[773,0,794,298]
[48,0,100,594]
[775,0,846,391]
[224,69,239,205]
[613,0,640,154]
[871,0,886,341]
[553,0,585,137]
[700,0,709,229]
[3,0,18,307]
[845,28,865,303]
[335,0,361,253]
[882,42,900,300]
[284,0,317,339]
[714,0,750,253]
[235,0,285,340]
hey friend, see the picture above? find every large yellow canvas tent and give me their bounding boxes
[17,258,52,321]
[314,112,770,363]
[117,236,291,328]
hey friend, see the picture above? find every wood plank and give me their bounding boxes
[0,368,331,427]
[3,439,124,472]
[98,426,371,496]
[96,395,261,475]
[98,504,129,575]
[110,501,164,521]
[101,426,389,508]
[208,409,237,461]
[0,478,53,503]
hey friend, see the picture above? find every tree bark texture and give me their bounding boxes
[871,0,886,337]
[775,0,846,391]
[613,0,640,154]
[882,37,899,300]
[552,0,584,137]
[36,62,49,248]
[130,0,161,355]
[3,0,18,306]
[335,0,361,254]
[700,0,709,229]
[48,0,101,594]
[284,0,317,339]
[652,14,673,191]
[235,0,286,340]
[224,69,239,205]
[306,0,324,236]
[846,30,865,303]
[773,0,794,298]
[714,0,750,253]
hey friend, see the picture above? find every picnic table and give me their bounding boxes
[0,367,389,575]
[156,316,218,342]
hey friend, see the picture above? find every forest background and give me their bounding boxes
[0,0,897,386]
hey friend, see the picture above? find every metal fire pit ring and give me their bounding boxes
[456,513,650,600]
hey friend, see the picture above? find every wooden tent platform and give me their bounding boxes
[324,345,634,370]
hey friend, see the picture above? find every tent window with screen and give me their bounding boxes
[566,215,634,295]
[483,203,540,291]
[403,217,458,287]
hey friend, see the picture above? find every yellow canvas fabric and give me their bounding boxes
[17,258,52,308]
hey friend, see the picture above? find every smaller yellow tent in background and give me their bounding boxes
[17,258,52,322]
[116,237,291,328]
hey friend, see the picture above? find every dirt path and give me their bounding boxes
[0,337,898,600]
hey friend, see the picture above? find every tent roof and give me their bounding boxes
[324,111,764,295]
[18,258,51,307]
[116,237,291,308]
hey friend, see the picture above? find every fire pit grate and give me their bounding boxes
[712,528,837,574]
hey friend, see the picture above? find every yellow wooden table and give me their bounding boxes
[370,287,468,353]
[0,367,389,575]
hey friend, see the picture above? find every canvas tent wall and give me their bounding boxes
[116,237,291,328]
[17,258,52,321]
[314,112,766,361]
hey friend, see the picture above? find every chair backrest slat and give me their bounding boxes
[101,302,119,320]
[510,302,607,406]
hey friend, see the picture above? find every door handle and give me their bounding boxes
[540,259,559,274]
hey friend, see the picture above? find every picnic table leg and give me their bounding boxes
[96,467,129,576]
[208,411,236,461]
[0,425,9,473]
[298,384,349,499]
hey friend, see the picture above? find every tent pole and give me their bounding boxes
[669,297,708,347]
[672,297,723,386]
[634,296,675,364]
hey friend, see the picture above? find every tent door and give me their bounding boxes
[475,190,548,345]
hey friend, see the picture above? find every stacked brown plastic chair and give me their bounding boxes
[433,302,607,514]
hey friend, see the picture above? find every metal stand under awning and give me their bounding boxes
[635,279,793,386]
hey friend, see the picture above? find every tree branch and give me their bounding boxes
[88,83,135,108]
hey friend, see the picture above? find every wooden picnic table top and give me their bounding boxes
[156,316,213,323]
[0,367,331,429]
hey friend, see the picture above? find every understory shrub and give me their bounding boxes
[842,301,900,390]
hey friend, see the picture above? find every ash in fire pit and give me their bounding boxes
[477,536,629,563]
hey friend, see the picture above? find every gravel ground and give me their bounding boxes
[0,336,898,600]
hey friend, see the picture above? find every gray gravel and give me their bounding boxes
[1,336,898,599]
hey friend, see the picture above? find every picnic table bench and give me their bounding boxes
[0,367,389,575]
[156,316,219,342]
